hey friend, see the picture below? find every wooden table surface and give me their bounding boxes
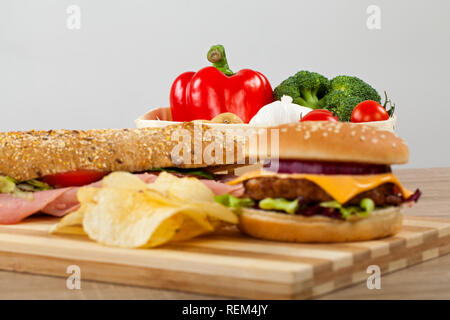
[1,167,449,300]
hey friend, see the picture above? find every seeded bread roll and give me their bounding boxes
[0,122,245,181]
[247,121,409,164]
[239,207,403,243]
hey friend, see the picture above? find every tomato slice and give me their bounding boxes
[351,100,389,122]
[41,170,108,188]
[300,109,338,122]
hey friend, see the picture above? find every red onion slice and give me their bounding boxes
[263,159,391,175]
[403,189,421,203]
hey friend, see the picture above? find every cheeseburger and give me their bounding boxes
[224,121,421,242]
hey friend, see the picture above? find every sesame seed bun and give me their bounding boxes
[0,122,245,181]
[238,207,403,243]
[248,122,409,165]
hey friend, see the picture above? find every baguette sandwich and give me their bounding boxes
[0,122,245,224]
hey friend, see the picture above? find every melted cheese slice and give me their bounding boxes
[228,170,413,204]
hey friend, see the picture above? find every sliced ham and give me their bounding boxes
[0,188,72,224]
[200,179,244,197]
[40,188,80,217]
[39,173,159,217]
[0,173,243,224]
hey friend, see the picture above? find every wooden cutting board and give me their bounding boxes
[0,215,449,299]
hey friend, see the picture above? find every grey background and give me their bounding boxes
[0,0,449,168]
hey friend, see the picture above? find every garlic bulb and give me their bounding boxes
[249,95,312,126]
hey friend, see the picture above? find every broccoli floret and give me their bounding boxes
[274,72,381,121]
[273,77,300,102]
[273,71,329,109]
[329,75,381,103]
[320,75,382,121]
[322,91,365,122]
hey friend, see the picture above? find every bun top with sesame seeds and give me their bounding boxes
[0,122,245,181]
[247,121,409,165]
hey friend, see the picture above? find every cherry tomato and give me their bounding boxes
[351,100,389,122]
[300,109,338,122]
[313,109,334,114]
[41,170,108,188]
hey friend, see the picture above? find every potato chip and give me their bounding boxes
[170,215,213,242]
[51,172,238,248]
[83,188,183,247]
[77,187,99,203]
[145,172,179,195]
[148,172,215,202]
[101,171,148,190]
[49,203,87,236]
[149,172,237,224]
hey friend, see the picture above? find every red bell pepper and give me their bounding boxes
[170,45,273,123]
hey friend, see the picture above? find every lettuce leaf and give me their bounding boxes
[147,168,214,180]
[214,194,254,209]
[24,179,53,191]
[0,176,16,193]
[320,198,375,219]
[1,176,53,193]
[259,198,299,215]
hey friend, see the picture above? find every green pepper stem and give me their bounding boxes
[207,45,234,76]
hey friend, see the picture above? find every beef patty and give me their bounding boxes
[243,177,403,206]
